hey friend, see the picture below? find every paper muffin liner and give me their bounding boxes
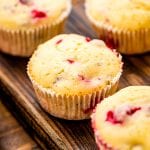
[0,1,72,57]
[85,9,150,55]
[27,55,123,120]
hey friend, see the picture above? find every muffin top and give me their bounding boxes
[92,86,150,150]
[85,0,150,30]
[28,34,122,95]
[0,0,71,29]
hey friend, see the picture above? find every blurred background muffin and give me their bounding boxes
[0,0,71,56]
[92,86,150,150]
[27,34,123,120]
[85,0,150,54]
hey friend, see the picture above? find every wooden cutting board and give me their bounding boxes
[0,1,150,150]
[0,100,40,150]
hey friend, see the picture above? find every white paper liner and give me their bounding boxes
[0,0,72,57]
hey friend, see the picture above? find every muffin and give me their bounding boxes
[85,0,150,54]
[0,0,71,56]
[92,86,150,150]
[27,34,122,120]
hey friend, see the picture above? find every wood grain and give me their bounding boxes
[0,99,40,150]
[0,1,150,150]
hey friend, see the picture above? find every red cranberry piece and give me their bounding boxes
[105,38,116,49]
[31,9,47,19]
[106,111,122,124]
[84,97,100,114]
[56,39,63,45]
[67,59,75,64]
[78,75,90,82]
[126,107,141,115]
[78,75,85,80]
[100,35,117,50]
[19,0,29,5]
[85,37,91,42]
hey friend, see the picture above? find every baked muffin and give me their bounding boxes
[92,86,150,150]
[85,0,150,54]
[0,0,71,56]
[27,34,122,120]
